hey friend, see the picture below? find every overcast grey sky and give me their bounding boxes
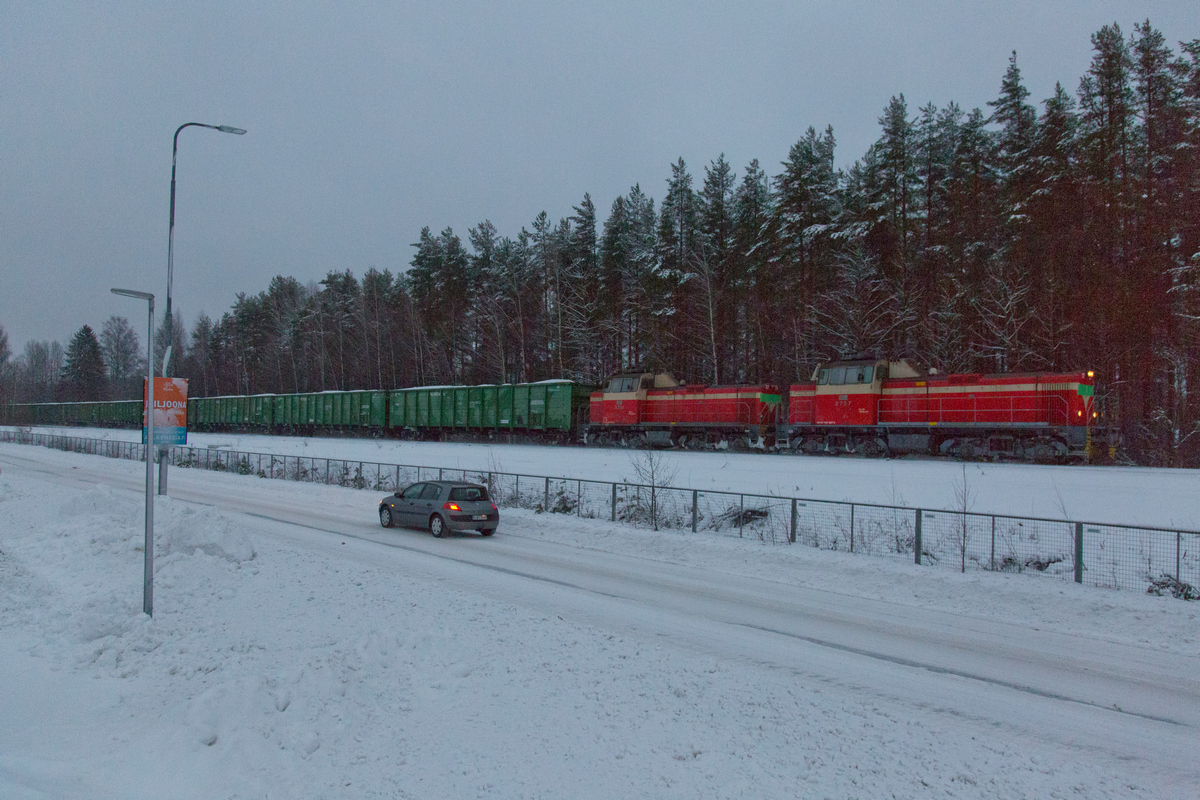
[1,1,1193,352]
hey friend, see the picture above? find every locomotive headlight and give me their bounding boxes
[1093,411,1098,418]
[1087,370,1094,378]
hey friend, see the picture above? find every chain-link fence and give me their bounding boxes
[4,429,1197,596]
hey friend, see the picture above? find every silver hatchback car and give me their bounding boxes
[379,480,499,537]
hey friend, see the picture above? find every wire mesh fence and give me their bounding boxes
[3,429,1197,596]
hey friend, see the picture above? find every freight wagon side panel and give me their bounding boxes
[545,382,573,431]
[481,385,498,429]
[528,384,547,429]
[512,385,530,428]
[498,385,515,428]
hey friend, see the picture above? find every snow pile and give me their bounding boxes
[156,497,256,564]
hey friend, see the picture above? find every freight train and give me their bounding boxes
[4,358,1104,461]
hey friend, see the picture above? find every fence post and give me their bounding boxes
[790,499,797,544]
[914,510,922,565]
[1177,531,1181,583]
[990,517,996,571]
[611,483,617,522]
[1074,522,1084,584]
[577,480,582,516]
[691,490,698,533]
[544,476,549,511]
[850,504,855,552]
[738,494,744,537]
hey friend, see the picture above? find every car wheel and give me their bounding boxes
[379,507,393,528]
[429,514,445,538]
[481,528,495,537]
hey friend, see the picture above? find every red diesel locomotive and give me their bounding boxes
[586,358,1097,460]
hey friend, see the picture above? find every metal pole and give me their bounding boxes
[544,476,549,511]
[112,288,155,616]
[611,482,617,522]
[144,300,154,615]
[1074,522,1084,584]
[991,517,996,571]
[692,490,697,533]
[914,510,922,565]
[790,499,797,544]
[161,122,246,496]
[850,504,855,552]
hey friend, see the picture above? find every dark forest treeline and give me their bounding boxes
[3,22,1199,465]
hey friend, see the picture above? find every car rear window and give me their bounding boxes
[448,487,488,502]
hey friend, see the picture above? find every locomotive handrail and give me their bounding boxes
[876,392,1072,426]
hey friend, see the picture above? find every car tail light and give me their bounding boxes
[491,502,497,511]
[443,502,460,511]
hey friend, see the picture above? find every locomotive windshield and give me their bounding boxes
[607,375,640,393]
[818,365,874,385]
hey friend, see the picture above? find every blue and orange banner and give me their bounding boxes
[142,378,188,446]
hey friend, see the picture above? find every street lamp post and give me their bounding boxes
[160,122,246,495]
[111,288,155,616]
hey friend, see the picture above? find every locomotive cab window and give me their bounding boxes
[818,369,829,385]
[830,367,847,385]
[856,366,873,384]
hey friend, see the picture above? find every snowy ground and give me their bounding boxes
[11,425,1200,528]
[1,441,1199,798]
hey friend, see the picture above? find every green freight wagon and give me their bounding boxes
[416,389,431,428]
[480,385,498,428]
[272,395,287,430]
[368,391,386,428]
[512,384,530,427]
[329,392,345,427]
[453,386,468,428]
[405,389,418,430]
[498,385,514,429]
[320,393,334,427]
[427,388,444,427]
[542,380,584,432]
[387,389,407,430]
[467,386,486,429]
[251,395,273,428]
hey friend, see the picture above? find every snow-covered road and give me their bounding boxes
[2,442,1198,797]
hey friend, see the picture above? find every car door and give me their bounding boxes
[397,483,426,527]
[416,483,444,528]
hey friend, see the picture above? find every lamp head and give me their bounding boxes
[216,125,247,135]
[111,288,154,301]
